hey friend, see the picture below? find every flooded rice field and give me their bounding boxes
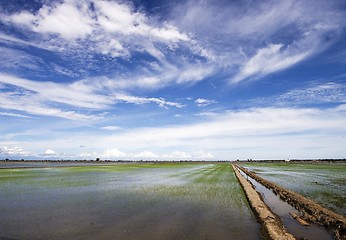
[0,163,261,240]
[237,168,333,240]
[242,162,346,216]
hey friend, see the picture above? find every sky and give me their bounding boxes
[0,0,346,160]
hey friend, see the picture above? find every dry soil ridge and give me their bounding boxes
[232,164,296,240]
[237,165,346,240]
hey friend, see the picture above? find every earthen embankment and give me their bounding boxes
[232,164,296,240]
[237,165,346,240]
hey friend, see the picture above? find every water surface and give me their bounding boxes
[243,162,346,216]
[237,168,333,240]
[0,163,261,240]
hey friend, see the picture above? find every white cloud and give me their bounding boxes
[191,150,215,159]
[101,126,122,131]
[232,44,311,83]
[0,73,183,120]
[94,1,189,42]
[0,91,100,121]
[162,151,214,159]
[0,33,42,48]
[81,148,212,160]
[162,151,191,159]
[0,47,43,72]
[92,105,346,159]
[95,1,137,35]
[0,0,344,89]
[4,104,346,159]
[172,0,345,84]
[134,151,159,159]
[79,152,97,158]
[119,63,215,89]
[0,146,29,156]
[194,98,217,107]
[0,0,214,91]
[0,0,345,161]
[171,64,215,85]
[114,94,183,108]
[195,112,217,117]
[0,73,112,109]
[7,1,94,40]
[0,112,33,119]
[44,149,55,155]
[249,82,346,107]
[3,0,190,59]
[101,148,127,158]
[277,82,346,104]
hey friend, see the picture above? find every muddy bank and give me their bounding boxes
[232,165,295,240]
[237,165,346,240]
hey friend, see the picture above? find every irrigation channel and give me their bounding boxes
[242,162,346,217]
[234,165,345,240]
[1,161,344,240]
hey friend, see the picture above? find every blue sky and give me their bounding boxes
[0,0,346,160]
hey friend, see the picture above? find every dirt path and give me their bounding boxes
[236,165,346,240]
[232,164,296,240]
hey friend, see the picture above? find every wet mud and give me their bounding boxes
[237,167,333,240]
[232,165,295,240]
[237,165,346,240]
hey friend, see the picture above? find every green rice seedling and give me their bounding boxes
[242,162,346,215]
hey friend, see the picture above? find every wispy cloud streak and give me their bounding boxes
[172,0,345,84]
[0,73,183,120]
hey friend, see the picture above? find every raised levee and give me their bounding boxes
[237,165,346,240]
[232,164,296,240]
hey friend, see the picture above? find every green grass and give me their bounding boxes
[0,163,199,187]
[139,164,248,209]
[0,163,245,201]
[0,163,261,240]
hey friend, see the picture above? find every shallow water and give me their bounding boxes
[243,163,346,216]
[0,163,261,240]
[237,168,333,240]
[0,161,108,168]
